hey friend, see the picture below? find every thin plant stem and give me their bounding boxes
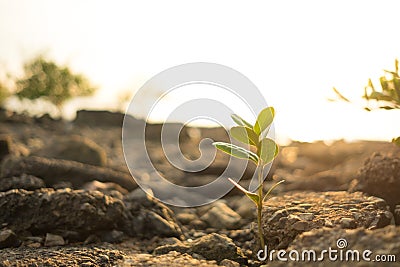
[257,162,265,249]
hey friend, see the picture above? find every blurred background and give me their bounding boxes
[1,0,400,144]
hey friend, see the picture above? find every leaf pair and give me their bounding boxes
[231,107,275,138]
[213,107,278,165]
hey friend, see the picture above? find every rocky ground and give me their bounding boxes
[0,109,399,266]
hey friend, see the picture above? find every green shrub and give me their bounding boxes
[16,56,96,111]
[0,82,10,108]
[333,59,400,145]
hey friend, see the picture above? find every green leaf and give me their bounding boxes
[333,87,350,102]
[230,126,259,146]
[364,86,369,100]
[368,78,375,91]
[228,178,259,205]
[380,106,395,110]
[253,107,275,135]
[259,138,279,164]
[383,69,398,76]
[213,142,259,164]
[369,92,393,102]
[392,137,400,146]
[262,180,285,202]
[231,114,253,128]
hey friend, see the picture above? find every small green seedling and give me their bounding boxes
[212,107,284,249]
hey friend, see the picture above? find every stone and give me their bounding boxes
[74,110,125,127]
[270,226,400,266]
[100,230,125,243]
[36,135,107,167]
[189,233,246,264]
[0,229,20,248]
[349,153,400,209]
[284,169,348,192]
[0,188,183,242]
[0,189,125,239]
[220,259,240,267]
[234,195,256,220]
[340,217,357,229]
[395,205,400,225]
[154,233,247,265]
[200,202,241,230]
[83,234,100,244]
[44,233,65,246]
[26,242,41,248]
[0,135,12,163]
[189,219,207,230]
[123,189,183,239]
[0,136,29,162]
[0,245,125,266]
[261,191,391,250]
[145,211,181,236]
[0,156,136,190]
[297,213,314,221]
[291,221,309,231]
[368,211,393,229]
[122,251,220,267]
[0,174,45,191]
[176,213,198,225]
[82,180,128,196]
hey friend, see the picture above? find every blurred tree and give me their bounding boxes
[16,56,96,113]
[333,59,400,145]
[0,82,10,108]
[361,59,400,111]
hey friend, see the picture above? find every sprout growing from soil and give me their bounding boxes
[212,107,284,249]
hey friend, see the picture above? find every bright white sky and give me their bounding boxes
[0,0,399,144]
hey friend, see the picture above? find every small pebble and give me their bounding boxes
[340,218,356,229]
[297,213,314,221]
[292,221,309,231]
[44,233,65,247]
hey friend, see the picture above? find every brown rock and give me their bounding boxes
[395,205,400,225]
[0,188,125,237]
[82,180,128,196]
[0,156,136,190]
[269,226,400,266]
[0,174,45,191]
[0,135,12,163]
[0,245,125,266]
[36,135,107,167]
[349,153,400,209]
[200,202,241,230]
[261,191,391,250]
[74,110,125,127]
[0,187,183,241]
[44,233,65,246]
[0,229,20,248]
[176,213,198,225]
[154,233,247,265]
